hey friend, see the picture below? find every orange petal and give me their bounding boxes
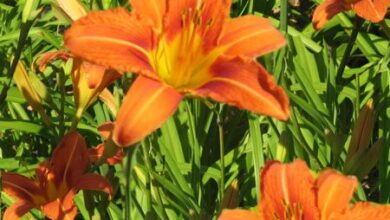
[201,0,231,52]
[329,202,390,220]
[192,57,289,120]
[42,190,77,220]
[88,143,105,163]
[316,169,358,219]
[164,0,197,40]
[98,121,114,140]
[218,209,262,220]
[82,61,120,89]
[219,15,286,57]
[113,76,183,146]
[351,0,390,23]
[74,173,113,197]
[129,0,166,32]
[2,173,43,204]
[312,0,347,29]
[84,62,105,89]
[99,89,118,116]
[64,8,156,78]
[38,50,70,72]
[106,149,125,165]
[50,132,90,186]
[259,160,319,220]
[3,201,35,220]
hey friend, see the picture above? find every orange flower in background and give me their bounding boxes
[2,132,113,220]
[88,122,125,165]
[219,159,390,220]
[65,0,290,147]
[313,0,390,29]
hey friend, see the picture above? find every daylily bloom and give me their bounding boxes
[2,132,113,220]
[313,0,390,29]
[65,0,290,147]
[70,58,121,124]
[88,122,124,165]
[219,159,390,220]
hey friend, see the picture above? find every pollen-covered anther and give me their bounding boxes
[281,200,304,220]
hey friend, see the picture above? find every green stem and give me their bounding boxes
[141,141,153,219]
[70,107,84,132]
[248,114,264,201]
[336,17,363,84]
[124,148,132,220]
[247,0,254,14]
[217,109,225,206]
[280,0,288,34]
[58,68,66,136]
[355,71,360,120]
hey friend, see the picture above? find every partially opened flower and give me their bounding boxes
[39,51,121,129]
[2,132,113,220]
[313,0,390,29]
[219,159,390,220]
[70,58,121,126]
[39,0,121,129]
[65,0,290,147]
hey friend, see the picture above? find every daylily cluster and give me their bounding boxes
[219,159,390,220]
[313,0,390,29]
[13,0,390,219]
[64,0,290,147]
[2,132,113,220]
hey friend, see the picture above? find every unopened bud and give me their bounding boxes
[221,179,239,209]
[14,61,51,125]
[54,0,87,22]
[346,100,374,163]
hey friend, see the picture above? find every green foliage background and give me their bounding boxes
[1,0,390,219]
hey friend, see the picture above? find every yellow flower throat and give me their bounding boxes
[151,8,221,91]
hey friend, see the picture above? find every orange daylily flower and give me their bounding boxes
[313,0,390,29]
[2,132,113,220]
[219,159,390,220]
[88,122,124,165]
[64,0,290,147]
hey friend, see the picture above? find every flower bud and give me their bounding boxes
[346,99,374,163]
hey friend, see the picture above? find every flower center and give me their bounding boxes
[151,7,220,91]
[44,170,69,202]
[271,201,304,220]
